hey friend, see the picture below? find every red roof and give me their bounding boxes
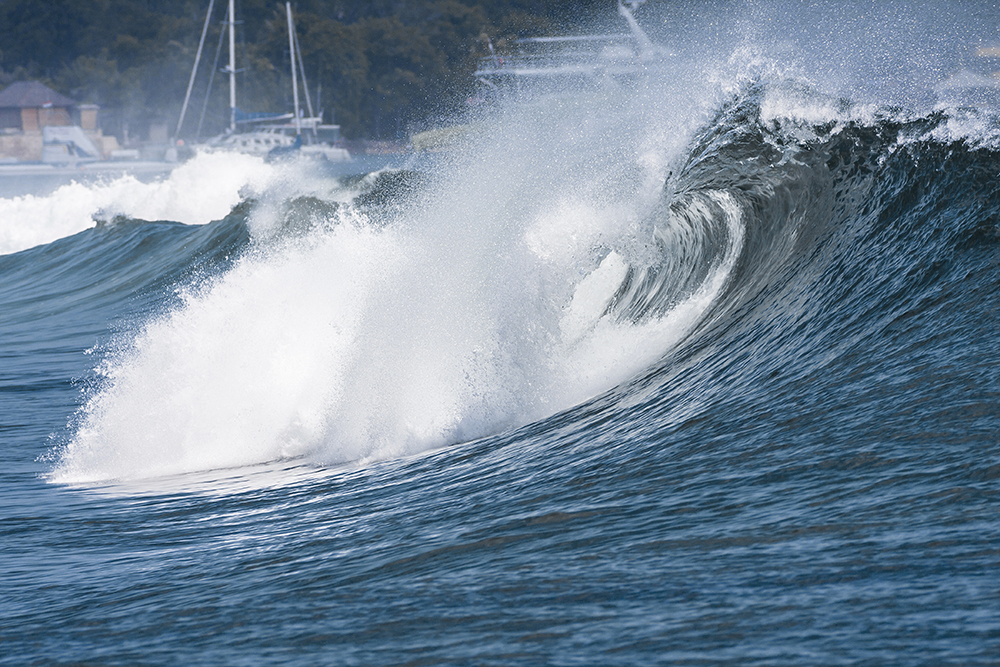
[0,81,78,109]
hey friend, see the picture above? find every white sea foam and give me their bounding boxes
[0,152,274,255]
[51,63,749,484]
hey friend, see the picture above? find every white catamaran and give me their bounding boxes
[176,0,350,162]
[473,0,668,98]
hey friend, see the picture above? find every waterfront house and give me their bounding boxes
[0,81,116,162]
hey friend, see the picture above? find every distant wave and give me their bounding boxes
[0,152,277,256]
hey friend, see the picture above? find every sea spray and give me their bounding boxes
[50,81,743,482]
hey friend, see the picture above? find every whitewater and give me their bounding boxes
[2,1,998,664]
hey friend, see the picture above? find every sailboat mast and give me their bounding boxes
[286,2,301,135]
[617,0,654,57]
[228,0,236,132]
[176,0,216,138]
[293,25,317,134]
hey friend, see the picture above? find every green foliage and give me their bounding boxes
[0,0,614,140]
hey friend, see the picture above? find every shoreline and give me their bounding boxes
[0,160,178,177]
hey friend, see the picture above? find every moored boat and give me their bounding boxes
[179,0,351,162]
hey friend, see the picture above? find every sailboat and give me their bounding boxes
[176,0,350,162]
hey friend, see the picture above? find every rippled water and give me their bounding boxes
[3,8,1000,663]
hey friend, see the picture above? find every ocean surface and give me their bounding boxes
[3,7,999,664]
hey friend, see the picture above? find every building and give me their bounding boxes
[0,81,118,162]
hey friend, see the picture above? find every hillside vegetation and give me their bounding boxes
[0,0,609,140]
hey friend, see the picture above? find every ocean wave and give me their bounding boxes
[37,74,1000,484]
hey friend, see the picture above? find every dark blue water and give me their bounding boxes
[2,75,999,664]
